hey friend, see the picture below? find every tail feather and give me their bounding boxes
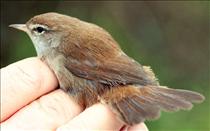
[130,96,160,119]
[144,87,193,111]
[101,85,204,125]
[154,87,204,103]
[111,96,160,124]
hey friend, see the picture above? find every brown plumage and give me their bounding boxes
[10,12,204,126]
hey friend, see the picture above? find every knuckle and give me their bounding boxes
[14,64,42,91]
[36,91,73,122]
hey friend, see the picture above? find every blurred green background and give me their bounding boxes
[1,1,209,131]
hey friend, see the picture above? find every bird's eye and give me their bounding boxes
[33,26,46,34]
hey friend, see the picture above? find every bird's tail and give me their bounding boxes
[101,85,204,125]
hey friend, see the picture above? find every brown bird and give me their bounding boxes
[9,12,204,125]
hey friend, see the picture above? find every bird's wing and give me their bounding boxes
[59,30,158,87]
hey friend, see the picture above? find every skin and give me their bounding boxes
[0,57,148,131]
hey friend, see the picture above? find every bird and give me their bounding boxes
[9,12,205,125]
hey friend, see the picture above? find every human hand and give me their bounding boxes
[0,57,148,131]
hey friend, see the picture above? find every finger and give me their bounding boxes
[1,57,58,122]
[127,123,148,131]
[57,104,123,131]
[1,89,83,130]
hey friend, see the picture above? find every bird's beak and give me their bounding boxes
[9,24,28,32]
